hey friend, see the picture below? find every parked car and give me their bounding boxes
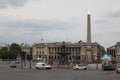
[10,61,17,68]
[73,64,87,70]
[116,65,120,73]
[35,62,52,70]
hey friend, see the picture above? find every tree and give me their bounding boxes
[9,43,21,59]
[0,47,9,59]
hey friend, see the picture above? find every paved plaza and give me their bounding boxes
[0,62,119,80]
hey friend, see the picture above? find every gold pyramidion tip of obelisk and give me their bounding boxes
[88,10,90,15]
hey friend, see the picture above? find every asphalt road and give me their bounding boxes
[0,62,119,80]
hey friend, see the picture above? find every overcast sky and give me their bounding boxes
[0,0,120,48]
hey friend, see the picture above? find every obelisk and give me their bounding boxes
[86,10,92,63]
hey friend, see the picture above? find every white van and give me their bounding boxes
[35,62,52,70]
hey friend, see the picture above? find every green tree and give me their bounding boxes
[0,47,9,59]
[9,43,21,59]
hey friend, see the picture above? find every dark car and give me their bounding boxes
[10,61,17,68]
[102,61,114,70]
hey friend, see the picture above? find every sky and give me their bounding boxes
[0,0,120,48]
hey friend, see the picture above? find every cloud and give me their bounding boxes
[110,11,120,18]
[106,7,120,18]
[94,19,108,24]
[0,18,79,43]
[2,19,76,31]
[0,20,75,36]
[0,0,29,8]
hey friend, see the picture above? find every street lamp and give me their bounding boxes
[85,52,88,66]
[94,55,98,69]
[29,48,32,69]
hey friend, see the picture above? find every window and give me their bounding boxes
[42,64,45,66]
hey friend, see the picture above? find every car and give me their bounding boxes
[102,61,115,70]
[73,64,87,70]
[15,60,20,64]
[116,65,120,73]
[10,61,17,68]
[35,62,52,70]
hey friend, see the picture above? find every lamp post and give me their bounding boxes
[29,48,32,69]
[95,55,98,69]
[85,52,88,66]
[29,54,31,69]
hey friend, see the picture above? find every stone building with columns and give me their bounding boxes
[32,41,105,63]
[20,43,32,60]
[21,44,32,55]
[107,42,120,62]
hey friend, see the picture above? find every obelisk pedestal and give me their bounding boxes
[86,48,92,63]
